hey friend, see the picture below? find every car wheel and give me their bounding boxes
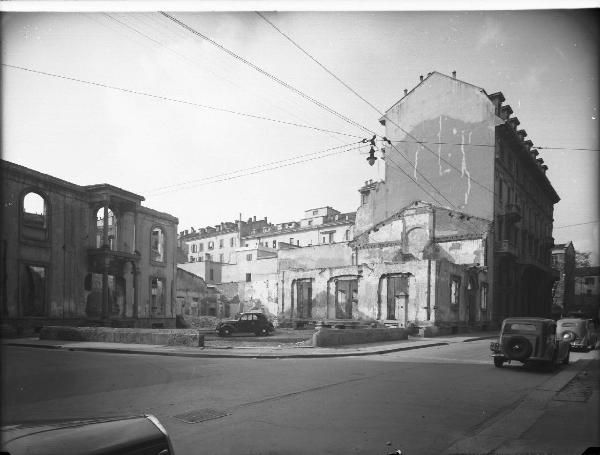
[493,357,504,368]
[504,336,533,361]
[256,327,268,337]
[221,327,232,337]
[562,349,570,365]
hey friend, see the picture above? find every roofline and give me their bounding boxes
[380,71,489,121]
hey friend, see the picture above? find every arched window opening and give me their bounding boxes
[151,227,165,262]
[22,192,48,241]
[96,207,118,250]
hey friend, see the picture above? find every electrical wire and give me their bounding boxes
[159,12,377,137]
[144,140,363,194]
[554,220,600,229]
[104,12,357,147]
[147,142,366,197]
[2,63,363,139]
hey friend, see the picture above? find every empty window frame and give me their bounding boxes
[22,192,48,241]
[450,276,461,307]
[150,277,166,316]
[480,282,488,310]
[96,207,117,250]
[246,273,252,282]
[151,227,165,262]
[246,253,253,261]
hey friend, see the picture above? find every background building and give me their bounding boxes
[551,241,576,317]
[573,266,600,321]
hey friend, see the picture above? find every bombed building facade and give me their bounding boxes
[178,71,560,333]
[1,160,179,334]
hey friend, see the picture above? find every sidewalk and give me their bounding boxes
[1,331,498,359]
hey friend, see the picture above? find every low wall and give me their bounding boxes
[39,326,204,347]
[312,327,408,347]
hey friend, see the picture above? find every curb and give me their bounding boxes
[3,340,452,359]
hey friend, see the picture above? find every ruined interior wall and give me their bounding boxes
[278,243,353,271]
[356,73,498,236]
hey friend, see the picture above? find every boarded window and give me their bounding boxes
[296,279,312,319]
[21,264,46,316]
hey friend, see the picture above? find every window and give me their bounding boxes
[230,237,235,247]
[198,256,203,262]
[450,277,460,307]
[246,273,252,282]
[587,289,593,296]
[150,277,166,316]
[199,243,204,252]
[219,253,224,263]
[328,232,334,243]
[584,277,595,285]
[22,192,48,241]
[246,253,253,261]
[322,236,326,244]
[20,263,46,316]
[313,210,318,215]
[96,207,117,249]
[219,239,224,248]
[208,241,214,250]
[498,180,503,202]
[308,220,313,226]
[209,269,214,281]
[191,244,197,253]
[272,240,277,248]
[297,240,300,246]
[151,227,165,262]
[205,253,212,261]
[190,257,195,262]
[289,238,294,245]
[345,230,350,241]
[480,283,488,310]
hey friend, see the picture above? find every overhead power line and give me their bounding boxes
[159,12,376,137]
[147,142,366,197]
[2,63,362,139]
[554,220,600,229]
[144,140,363,195]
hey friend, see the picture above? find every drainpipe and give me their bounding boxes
[426,207,436,321]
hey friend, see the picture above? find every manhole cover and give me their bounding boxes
[554,374,594,403]
[174,408,230,423]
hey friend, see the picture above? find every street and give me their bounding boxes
[2,340,598,454]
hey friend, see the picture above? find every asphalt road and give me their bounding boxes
[1,341,596,454]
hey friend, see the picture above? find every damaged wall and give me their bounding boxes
[356,72,499,236]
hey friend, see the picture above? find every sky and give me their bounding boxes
[2,6,599,263]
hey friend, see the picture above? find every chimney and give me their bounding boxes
[524,140,533,152]
[419,75,424,82]
[500,105,513,121]
[452,70,456,79]
[248,217,252,223]
[264,217,267,221]
[404,89,408,95]
[253,216,256,222]
[542,165,548,173]
[531,149,539,157]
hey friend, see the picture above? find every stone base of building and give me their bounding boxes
[1,317,176,338]
[418,321,497,337]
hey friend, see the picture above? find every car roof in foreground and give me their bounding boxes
[503,317,554,324]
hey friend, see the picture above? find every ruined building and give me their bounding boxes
[551,242,576,317]
[1,160,179,334]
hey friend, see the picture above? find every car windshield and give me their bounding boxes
[504,322,537,333]
[559,322,577,327]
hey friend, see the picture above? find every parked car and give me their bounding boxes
[490,317,570,369]
[216,312,274,337]
[1,414,174,455]
[557,318,598,351]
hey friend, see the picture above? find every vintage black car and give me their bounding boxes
[216,312,275,337]
[557,318,598,351]
[490,317,570,369]
[0,414,174,455]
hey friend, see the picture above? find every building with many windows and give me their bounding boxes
[551,242,576,317]
[0,160,179,334]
